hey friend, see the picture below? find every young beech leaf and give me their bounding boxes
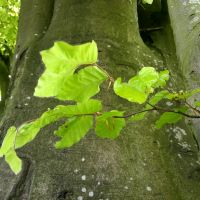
[0,126,17,156]
[114,67,168,104]
[156,70,169,87]
[5,150,22,175]
[131,112,146,121]
[0,126,22,174]
[14,99,102,149]
[57,66,107,102]
[55,116,93,149]
[130,90,169,121]
[184,88,200,98]
[155,112,183,129]
[148,90,169,106]
[195,101,200,107]
[155,106,188,129]
[114,78,148,104]
[1,100,101,174]
[166,88,200,100]
[131,67,159,87]
[34,41,98,98]
[95,111,125,139]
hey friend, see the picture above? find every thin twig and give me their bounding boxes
[192,133,200,151]
[95,64,115,83]
[147,102,200,119]
[113,108,156,119]
[185,100,200,115]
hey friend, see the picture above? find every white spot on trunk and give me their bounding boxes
[88,191,94,197]
[81,187,86,193]
[81,175,86,181]
[77,196,83,200]
[146,186,152,192]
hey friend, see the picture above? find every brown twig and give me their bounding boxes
[147,102,200,119]
[113,108,156,119]
[185,100,200,115]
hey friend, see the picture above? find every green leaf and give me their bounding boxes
[156,70,169,87]
[131,112,146,121]
[142,0,153,4]
[34,41,98,98]
[184,88,200,98]
[155,112,183,129]
[148,90,169,107]
[1,99,101,174]
[55,116,93,149]
[166,88,200,100]
[114,67,168,104]
[57,66,107,102]
[95,111,125,139]
[129,67,159,87]
[15,99,102,149]
[155,107,188,129]
[130,90,169,121]
[0,126,22,174]
[5,150,22,175]
[195,101,200,107]
[0,126,17,156]
[114,78,148,104]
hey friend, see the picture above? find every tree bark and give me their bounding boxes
[0,0,200,199]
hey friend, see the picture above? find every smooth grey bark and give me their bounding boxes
[0,0,200,199]
[168,0,200,143]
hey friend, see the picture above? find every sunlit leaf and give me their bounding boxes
[195,101,200,107]
[184,88,200,98]
[114,67,168,104]
[131,90,169,121]
[34,41,98,98]
[95,111,125,139]
[131,112,146,121]
[0,126,22,174]
[130,67,159,86]
[114,78,148,104]
[55,116,93,149]
[166,88,200,100]
[0,126,17,156]
[156,70,169,87]
[57,66,107,102]
[15,99,102,148]
[148,90,169,107]
[5,150,22,175]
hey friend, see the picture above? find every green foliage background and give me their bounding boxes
[0,0,20,55]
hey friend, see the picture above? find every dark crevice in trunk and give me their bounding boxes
[138,1,164,44]
[40,0,55,42]
[6,157,34,200]
[137,0,168,67]
[137,0,184,85]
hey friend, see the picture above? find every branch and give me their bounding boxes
[185,100,200,115]
[113,108,156,119]
[147,102,200,119]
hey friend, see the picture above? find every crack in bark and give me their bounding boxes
[6,157,33,200]
[40,0,55,41]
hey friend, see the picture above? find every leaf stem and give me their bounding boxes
[147,102,200,119]
[185,100,200,115]
[113,108,156,119]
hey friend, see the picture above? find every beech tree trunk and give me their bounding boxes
[0,0,200,199]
